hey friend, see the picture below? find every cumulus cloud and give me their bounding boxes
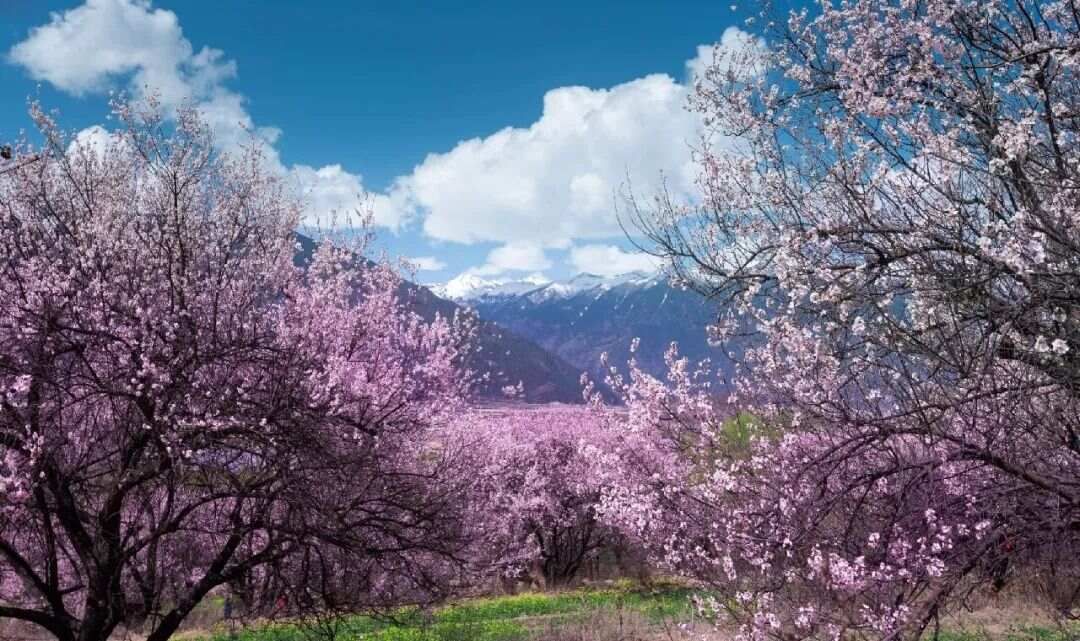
[406,256,447,272]
[685,26,766,84]
[8,0,267,150]
[67,124,122,155]
[290,164,403,230]
[568,244,660,277]
[9,0,193,96]
[388,26,761,263]
[8,0,398,230]
[470,242,552,276]
[396,74,700,247]
[10,1,765,272]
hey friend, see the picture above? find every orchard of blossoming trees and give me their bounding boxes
[462,405,634,589]
[0,100,482,641]
[618,0,1080,638]
[5,2,1080,641]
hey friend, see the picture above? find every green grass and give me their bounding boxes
[929,624,1080,641]
[364,620,528,641]
[199,583,698,641]
[198,586,1076,641]
[433,585,695,625]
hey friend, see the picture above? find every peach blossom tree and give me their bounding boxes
[0,101,475,641]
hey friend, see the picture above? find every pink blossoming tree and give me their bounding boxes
[0,100,475,641]
[464,405,629,589]
[616,0,1080,638]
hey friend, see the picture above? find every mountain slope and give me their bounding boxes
[405,280,587,403]
[294,234,585,403]
[434,272,722,384]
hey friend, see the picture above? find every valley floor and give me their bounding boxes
[177,584,1078,641]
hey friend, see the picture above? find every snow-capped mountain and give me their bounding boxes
[295,234,585,404]
[430,273,552,301]
[432,271,724,384]
[432,271,660,303]
[524,271,660,302]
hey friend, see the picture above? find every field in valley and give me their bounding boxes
[181,585,1079,641]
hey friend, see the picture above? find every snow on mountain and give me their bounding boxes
[294,234,585,404]
[434,271,661,303]
[430,269,726,386]
[430,273,551,301]
[526,271,661,302]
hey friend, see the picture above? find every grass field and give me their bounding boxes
[189,584,1080,641]
[195,583,702,641]
[933,627,1080,641]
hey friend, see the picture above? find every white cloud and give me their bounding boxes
[396,73,702,247]
[67,124,120,155]
[387,27,762,253]
[407,256,447,272]
[9,0,192,96]
[568,244,659,277]
[290,164,403,230]
[8,0,402,230]
[10,1,763,261]
[685,26,766,84]
[470,242,552,276]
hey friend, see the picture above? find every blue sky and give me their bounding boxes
[0,0,769,284]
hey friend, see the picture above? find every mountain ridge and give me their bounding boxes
[431,271,664,302]
[294,234,587,404]
[431,271,722,385]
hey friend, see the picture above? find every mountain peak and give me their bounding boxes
[431,272,550,301]
[568,272,602,281]
[435,267,719,390]
[433,270,662,303]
